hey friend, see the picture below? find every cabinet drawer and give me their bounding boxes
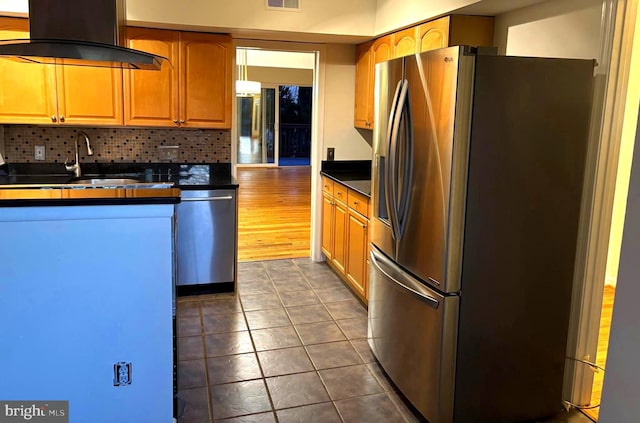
[322,177,334,195]
[334,183,348,204]
[348,189,370,217]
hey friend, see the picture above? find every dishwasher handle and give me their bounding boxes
[181,195,234,202]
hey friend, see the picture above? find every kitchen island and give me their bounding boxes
[0,183,179,423]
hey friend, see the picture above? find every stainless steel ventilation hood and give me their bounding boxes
[0,0,165,70]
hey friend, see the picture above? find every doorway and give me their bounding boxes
[234,46,317,262]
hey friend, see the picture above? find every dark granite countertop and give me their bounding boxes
[320,160,371,197]
[0,162,238,190]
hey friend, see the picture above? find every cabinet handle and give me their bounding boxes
[173,119,178,124]
[337,192,342,196]
[354,200,359,205]
[180,119,185,124]
[59,116,65,122]
[51,115,57,122]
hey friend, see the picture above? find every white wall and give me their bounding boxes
[126,0,377,38]
[599,106,640,421]
[245,50,315,69]
[493,0,603,59]
[0,0,26,15]
[247,66,313,86]
[322,44,372,160]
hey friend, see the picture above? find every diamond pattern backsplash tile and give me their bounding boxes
[2,125,231,163]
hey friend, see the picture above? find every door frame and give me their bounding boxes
[231,40,326,262]
[564,0,639,407]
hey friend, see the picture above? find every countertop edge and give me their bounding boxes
[0,197,181,207]
[321,171,371,198]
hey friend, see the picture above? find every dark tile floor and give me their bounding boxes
[176,258,594,423]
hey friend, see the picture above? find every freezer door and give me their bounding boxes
[368,246,459,423]
[394,47,474,293]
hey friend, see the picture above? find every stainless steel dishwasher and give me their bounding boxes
[176,189,237,295]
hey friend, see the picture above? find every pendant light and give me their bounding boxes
[236,49,261,96]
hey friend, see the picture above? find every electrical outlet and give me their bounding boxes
[327,147,335,161]
[34,145,45,161]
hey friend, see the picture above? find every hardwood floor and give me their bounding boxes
[584,284,616,421]
[237,166,311,262]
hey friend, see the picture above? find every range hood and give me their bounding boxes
[0,0,165,70]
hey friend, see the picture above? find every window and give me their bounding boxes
[266,0,299,10]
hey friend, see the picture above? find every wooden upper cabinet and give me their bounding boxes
[0,17,123,126]
[418,15,495,53]
[124,28,231,128]
[0,18,57,125]
[354,41,373,130]
[372,35,392,64]
[353,15,494,129]
[124,27,180,127]
[392,27,418,59]
[56,63,124,126]
[180,32,232,128]
[417,17,450,52]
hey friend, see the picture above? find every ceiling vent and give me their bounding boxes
[266,0,300,10]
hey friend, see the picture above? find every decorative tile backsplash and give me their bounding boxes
[2,125,231,163]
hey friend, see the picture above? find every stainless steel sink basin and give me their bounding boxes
[68,178,141,185]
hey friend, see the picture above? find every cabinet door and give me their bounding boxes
[372,35,392,64]
[124,27,180,127]
[55,63,124,126]
[354,41,373,129]
[449,15,495,47]
[180,32,232,128]
[321,193,334,260]
[417,16,450,52]
[0,18,57,125]
[332,201,348,275]
[392,27,417,59]
[346,210,368,300]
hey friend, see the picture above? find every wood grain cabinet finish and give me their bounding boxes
[346,210,368,299]
[125,28,232,128]
[55,62,124,126]
[353,15,494,129]
[0,17,123,126]
[392,26,418,59]
[124,27,180,127]
[321,176,370,302]
[354,41,373,129]
[321,192,334,260]
[180,32,232,128]
[332,200,348,275]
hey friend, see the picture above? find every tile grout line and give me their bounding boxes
[237,263,281,423]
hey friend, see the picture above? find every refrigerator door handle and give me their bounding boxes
[389,80,409,240]
[370,248,440,309]
[395,79,413,239]
[385,80,403,240]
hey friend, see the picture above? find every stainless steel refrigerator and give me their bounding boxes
[368,46,594,423]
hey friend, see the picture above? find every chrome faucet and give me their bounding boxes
[65,131,94,177]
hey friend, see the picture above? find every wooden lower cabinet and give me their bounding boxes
[321,193,334,260]
[321,176,370,302]
[346,210,368,299]
[332,200,348,274]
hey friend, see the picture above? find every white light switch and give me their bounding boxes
[35,145,45,161]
